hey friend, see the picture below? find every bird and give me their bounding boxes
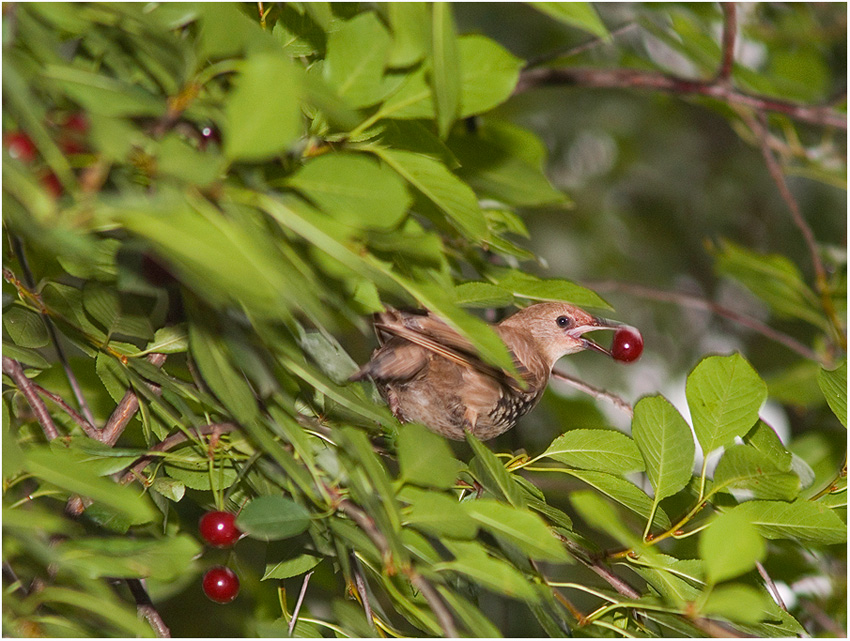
[350,302,625,440]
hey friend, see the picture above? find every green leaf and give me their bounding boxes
[324,12,392,108]
[462,499,569,561]
[567,469,671,530]
[189,320,259,424]
[150,477,185,502]
[713,239,827,329]
[712,445,800,501]
[2,343,51,369]
[42,65,165,117]
[701,584,770,624]
[236,496,311,541]
[82,282,155,340]
[632,395,695,500]
[156,134,224,187]
[374,147,489,239]
[430,3,460,138]
[453,281,515,308]
[699,508,765,584]
[743,420,792,471]
[3,305,49,348]
[731,500,846,545]
[263,552,322,580]
[439,540,540,603]
[373,66,434,120]
[458,35,524,117]
[287,153,412,229]
[56,535,200,581]
[528,2,609,40]
[466,432,526,508]
[386,2,430,67]
[569,489,643,548]
[145,325,188,354]
[224,52,303,161]
[818,360,846,428]
[164,457,238,492]
[398,422,463,489]
[686,353,767,455]
[23,446,156,524]
[449,125,566,207]
[492,270,611,309]
[541,428,644,473]
[400,487,478,539]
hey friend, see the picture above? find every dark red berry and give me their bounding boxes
[202,566,239,604]
[5,132,37,163]
[611,327,643,363]
[41,173,63,199]
[63,113,89,133]
[199,511,241,548]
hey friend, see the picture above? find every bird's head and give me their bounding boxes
[498,302,622,369]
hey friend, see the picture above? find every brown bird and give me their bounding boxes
[350,302,625,440]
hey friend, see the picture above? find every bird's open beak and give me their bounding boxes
[567,316,622,357]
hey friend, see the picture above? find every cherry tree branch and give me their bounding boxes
[127,578,171,638]
[550,368,634,417]
[120,422,239,485]
[715,3,737,82]
[6,240,97,427]
[515,66,846,130]
[101,353,168,446]
[32,383,99,439]
[3,356,60,441]
[288,570,314,636]
[743,111,846,350]
[585,280,821,362]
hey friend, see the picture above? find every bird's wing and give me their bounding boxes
[372,319,526,393]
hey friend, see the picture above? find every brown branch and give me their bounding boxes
[585,280,821,362]
[3,356,60,441]
[32,383,99,439]
[127,578,171,638]
[288,570,314,636]
[755,561,787,613]
[715,3,737,82]
[352,557,376,630]
[101,352,168,447]
[119,422,239,485]
[551,368,633,417]
[514,67,847,130]
[8,238,97,427]
[337,499,458,637]
[745,111,846,350]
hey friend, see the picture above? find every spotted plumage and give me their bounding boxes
[350,303,622,440]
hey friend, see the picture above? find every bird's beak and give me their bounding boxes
[567,316,622,357]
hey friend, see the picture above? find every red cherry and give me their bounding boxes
[199,511,241,548]
[202,566,239,604]
[5,132,37,163]
[611,327,643,363]
[41,173,63,199]
[63,113,89,133]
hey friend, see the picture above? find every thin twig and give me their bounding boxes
[755,561,788,613]
[32,383,99,439]
[524,22,638,69]
[800,598,847,637]
[585,280,821,362]
[551,368,633,417]
[9,237,97,427]
[119,422,239,485]
[715,3,737,82]
[288,570,314,636]
[126,578,171,638]
[745,111,846,350]
[101,352,168,446]
[352,556,375,630]
[514,67,846,130]
[337,499,458,637]
[3,356,60,441]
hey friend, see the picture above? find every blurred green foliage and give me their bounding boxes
[2,2,846,637]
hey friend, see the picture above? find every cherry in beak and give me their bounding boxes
[567,316,624,357]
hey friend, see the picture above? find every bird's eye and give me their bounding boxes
[556,316,572,328]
